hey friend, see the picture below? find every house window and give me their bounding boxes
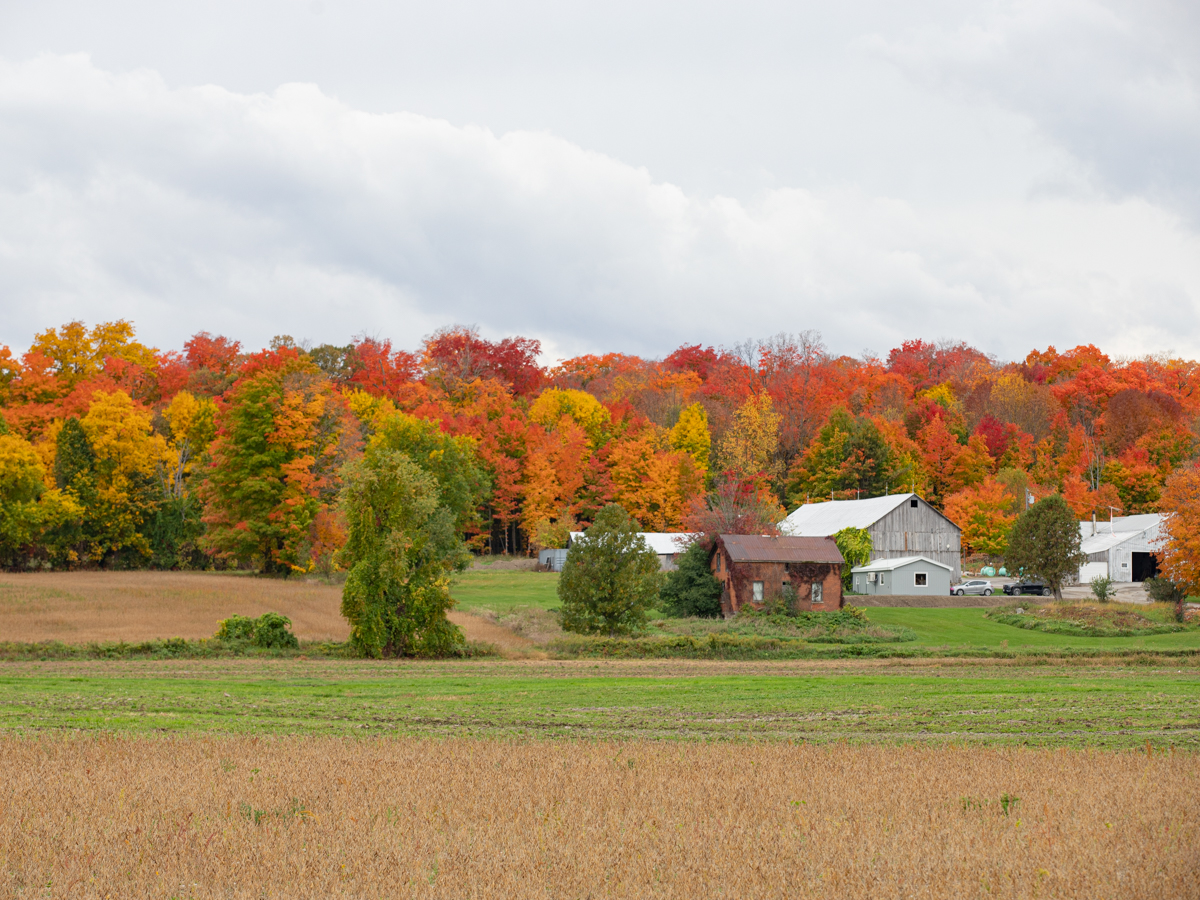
[914,572,928,587]
[752,581,764,602]
[812,583,823,605]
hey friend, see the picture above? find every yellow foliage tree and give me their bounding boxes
[30,320,159,389]
[716,394,781,486]
[528,389,611,444]
[0,433,82,566]
[670,402,711,476]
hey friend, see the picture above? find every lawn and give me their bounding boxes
[450,569,560,613]
[2,658,1197,748]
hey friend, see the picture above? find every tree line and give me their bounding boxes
[1,320,1198,600]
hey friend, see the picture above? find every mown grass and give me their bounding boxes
[450,570,560,614]
[4,736,1197,898]
[1,658,1197,748]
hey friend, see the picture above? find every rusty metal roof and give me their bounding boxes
[718,534,844,564]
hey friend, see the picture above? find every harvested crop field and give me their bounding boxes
[2,736,1196,899]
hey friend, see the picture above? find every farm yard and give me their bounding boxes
[2,569,1199,897]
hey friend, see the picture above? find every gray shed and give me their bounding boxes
[851,555,953,596]
[780,493,963,581]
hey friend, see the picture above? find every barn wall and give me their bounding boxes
[713,549,843,615]
[869,499,962,581]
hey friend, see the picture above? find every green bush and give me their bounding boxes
[659,540,723,618]
[215,612,299,649]
[1090,575,1114,602]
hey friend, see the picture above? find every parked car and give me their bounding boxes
[1004,580,1053,597]
[951,579,994,596]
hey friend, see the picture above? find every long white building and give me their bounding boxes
[1077,514,1164,583]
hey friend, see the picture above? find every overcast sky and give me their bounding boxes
[1,0,1198,363]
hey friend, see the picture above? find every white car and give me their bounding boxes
[951,579,994,596]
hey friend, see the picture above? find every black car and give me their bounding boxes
[1004,580,1052,597]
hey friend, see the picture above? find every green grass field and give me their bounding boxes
[451,570,560,613]
[1,658,1197,748]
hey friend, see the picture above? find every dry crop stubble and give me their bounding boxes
[1,736,1197,898]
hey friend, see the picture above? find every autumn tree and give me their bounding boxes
[559,504,662,635]
[1005,495,1085,599]
[1156,465,1200,616]
[0,433,81,568]
[607,426,702,532]
[715,393,781,489]
[944,477,1016,558]
[786,409,893,504]
[669,402,711,476]
[202,360,357,573]
[338,448,468,657]
[684,478,785,540]
[833,526,872,591]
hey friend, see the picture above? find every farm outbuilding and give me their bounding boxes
[850,556,953,596]
[711,534,844,616]
[566,532,696,572]
[779,493,963,582]
[1076,514,1165,584]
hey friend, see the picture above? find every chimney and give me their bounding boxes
[1091,513,1096,536]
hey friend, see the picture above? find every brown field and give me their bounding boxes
[1,737,1196,899]
[0,571,525,651]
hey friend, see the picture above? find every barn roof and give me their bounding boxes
[1076,514,1163,555]
[718,534,844,564]
[779,494,916,536]
[850,555,952,573]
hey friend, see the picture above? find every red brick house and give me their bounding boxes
[711,534,844,616]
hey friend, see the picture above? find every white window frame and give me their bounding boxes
[752,581,764,602]
[811,582,823,605]
[914,572,928,587]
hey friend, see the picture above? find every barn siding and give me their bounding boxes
[869,500,962,581]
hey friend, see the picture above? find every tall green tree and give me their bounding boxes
[660,539,722,618]
[1004,494,1085,600]
[338,448,470,657]
[559,504,661,635]
[786,409,893,504]
[833,526,873,592]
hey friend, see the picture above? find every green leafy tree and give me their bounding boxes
[660,539,722,618]
[833,526,873,592]
[1004,494,1085,600]
[786,409,893,504]
[559,503,661,635]
[338,448,471,657]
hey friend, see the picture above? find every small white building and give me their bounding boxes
[1077,514,1165,584]
[851,556,953,596]
[566,532,698,572]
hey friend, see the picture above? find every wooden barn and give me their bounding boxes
[711,534,844,616]
[779,493,962,582]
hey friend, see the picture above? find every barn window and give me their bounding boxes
[914,572,928,587]
[910,498,918,508]
[812,583,823,605]
[752,581,764,602]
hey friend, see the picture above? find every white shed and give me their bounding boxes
[850,555,953,596]
[1076,514,1164,584]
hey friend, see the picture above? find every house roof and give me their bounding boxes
[850,555,952,573]
[569,532,697,555]
[718,534,844,565]
[779,493,928,536]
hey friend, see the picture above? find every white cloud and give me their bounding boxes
[0,53,1198,363]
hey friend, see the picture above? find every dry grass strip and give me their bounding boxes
[2,737,1197,898]
[0,572,524,652]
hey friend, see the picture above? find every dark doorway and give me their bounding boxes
[1131,552,1159,582]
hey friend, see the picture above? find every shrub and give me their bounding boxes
[1144,577,1187,622]
[1090,575,1114,602]
[215,612,299,649]
[660,540,723,618]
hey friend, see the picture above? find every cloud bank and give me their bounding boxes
[1,40,1199,361]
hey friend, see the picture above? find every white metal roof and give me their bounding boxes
[850,555,953,573]
[569,532,697,555]
[1077,514,1163,555]
[779,493,915,536]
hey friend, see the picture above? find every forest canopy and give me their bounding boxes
[1,321,1197,572]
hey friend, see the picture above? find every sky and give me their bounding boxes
[1,0,1198,363]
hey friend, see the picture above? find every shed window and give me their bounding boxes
[910,498,918,508]
[811,583,823,605]
[752,581,764,602]
[914,572,928,587]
